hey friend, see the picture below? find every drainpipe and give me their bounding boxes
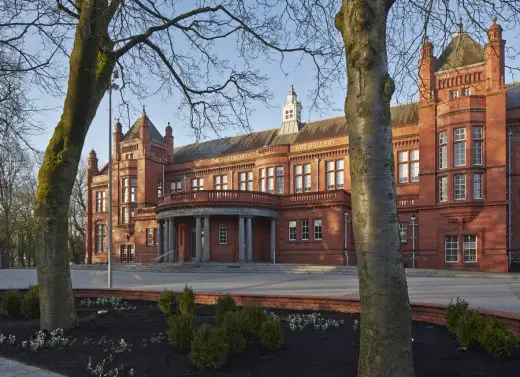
[508,126,513,267]
[411,214,417,268]
[344,212,349,266]
[316,158,320,191]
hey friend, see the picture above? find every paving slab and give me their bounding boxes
[0,356,67,377]
[2,268,520,313]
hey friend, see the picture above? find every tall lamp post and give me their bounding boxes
[410,215,418,269]
[344,212,349,266]
[108,70,120,288]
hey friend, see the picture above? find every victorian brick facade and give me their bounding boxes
[86,21,520,272]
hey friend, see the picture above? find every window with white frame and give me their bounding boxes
[454,174,466,200]
[95,222,106,253]
[438,131,448,170]
[120,206,127,224]
[171,180,182,193]
[314,219,322,240]
[285,109,294,120]
[445,235,458,263]
[214,175,228,191]
[410,150,420,182]
[239,172,253,191]
[398,151,409,183]
[326,160,344,190]
[120,244,134,263]
[192,178,204,191]
[472,127,483,165]
[260,168,267,192]
[146,228,153,246]
[398,223,407,243]
[439,176,448,202]
[130,177,137,203]
[121,178,129,203]
[95,191,106,212]
[219,224,228,244]
[461,88,470,97]
[450,90,459,99]
[454,128,466,167]
[157,180,163,197]
[473,173,483,200]
[301,220,309,240]
[289,221,296,241]
[294,164,311,193]
[463,236,477,263]
[267,167,275,193]
[276,166,284,194]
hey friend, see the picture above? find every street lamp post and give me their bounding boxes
[344,212,349,266]
[410,215,418,269]
[108,70,120,289]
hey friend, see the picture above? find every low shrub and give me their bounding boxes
[178,285,195,315]
[446,297,469,335]
[1,289,22,317]
[189,324,229,369]
[167,312,195,350]
[478,317,518,357]
[220,311,246,354]
[21,285,40,318]
[158,289,177,316]
[454,309,485,349]
[259,316,283,351]
[241,304,268,341]
[215,294,237,324]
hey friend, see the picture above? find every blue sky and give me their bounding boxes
[27,10,520,166]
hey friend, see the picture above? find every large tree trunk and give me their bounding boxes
[335,1,415,377]
[35,0,114,330]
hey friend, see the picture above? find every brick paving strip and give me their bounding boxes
[0,356,67,377]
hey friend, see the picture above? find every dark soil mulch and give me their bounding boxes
[0,299,519,377]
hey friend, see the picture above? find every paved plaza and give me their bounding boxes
[2,267,520,313]
[0,356,67,377]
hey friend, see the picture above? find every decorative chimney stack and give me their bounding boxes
[279,85,303,135]
[418,36,437,104]
[113,119,122,160]
[485,18,505,91]
[164,122,174,159]
[87,149,99,176]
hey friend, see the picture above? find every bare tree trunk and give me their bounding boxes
[35,0,114,330]
[335,1,414,377]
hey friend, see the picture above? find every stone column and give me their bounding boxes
[169,218,175,262]
[246,216,253,262]
[158,220,163,261]
[270,218,276,263]
[164,219,170,263]
[238,216,245,262]
[203,216,210,261]
[195,216,202,262]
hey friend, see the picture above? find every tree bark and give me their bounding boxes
[335,1,415,377]
[35,0,114,330]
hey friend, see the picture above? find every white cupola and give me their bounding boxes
[279,85,302,135]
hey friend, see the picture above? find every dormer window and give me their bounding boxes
[450,90,459,99]
[461,88,470,96]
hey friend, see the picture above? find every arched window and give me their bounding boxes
[219,224,227,245]
[95,222,106,253]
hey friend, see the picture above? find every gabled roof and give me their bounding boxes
[123,115,165,144]
[172,102,418,164]
[436,34,485,72]
[507,83,520,109]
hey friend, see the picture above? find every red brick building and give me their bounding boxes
[86,21,520,272]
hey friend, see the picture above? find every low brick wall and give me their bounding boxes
[3,288,519,338]
[71,288,520,338]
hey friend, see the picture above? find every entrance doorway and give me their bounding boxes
[190,220,205,261]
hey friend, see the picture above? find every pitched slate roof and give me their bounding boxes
[507,83,520,109]
[172,103,418,163]
[436,34,485,72]
[123,115,165,144]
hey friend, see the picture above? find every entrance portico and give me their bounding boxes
[156,207,278,263]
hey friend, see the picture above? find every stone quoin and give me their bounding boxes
[86,21,520,272]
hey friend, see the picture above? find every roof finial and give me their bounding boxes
[458,16,463,34]
[167,121,171,127]
[142,105,146,115]
[492,17,497,25]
